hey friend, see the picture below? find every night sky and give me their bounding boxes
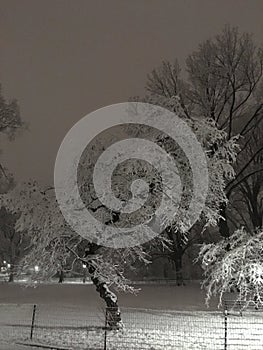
[0,0,262,185]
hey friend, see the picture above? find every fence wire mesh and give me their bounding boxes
[0,304,263,349]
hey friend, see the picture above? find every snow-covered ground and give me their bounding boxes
[0,283,262,349]
[0,342,40,350]
[1,304,263,349]
[0,281,218,311]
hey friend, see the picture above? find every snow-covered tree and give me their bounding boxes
[146,26,263,239]
[199,228,263,309]
[0,96,238,309]
[143,26,263,286]
[0,180,151,328]
[132,95,239,284]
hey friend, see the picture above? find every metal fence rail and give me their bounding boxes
[0,304,263,349]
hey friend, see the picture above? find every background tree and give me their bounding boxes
[0,206,28,282]
[144,26,263,279]
[0,85,23,185]
[199,228,263,308]
[0,86,24,280]
[226,118,263,232]
[0,84,23,139]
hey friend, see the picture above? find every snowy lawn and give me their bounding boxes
[0,281,219,311]
[0,304,263,350]
[0,343,40,350]
[0,283,263,349]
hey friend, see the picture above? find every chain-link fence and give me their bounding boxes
[0,303,263,349]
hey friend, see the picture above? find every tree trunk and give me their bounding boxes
[87,263,122,329]
[58,269,64,283]
[82,243,122,329]
[218,203,230,238]
[8,263,14,282]
[8,269,14,282]
[83,271,87,283]
[174,254,184,286]
[165,227,186,286]
[82,266,87,283]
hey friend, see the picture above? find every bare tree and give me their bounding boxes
[0,85,24,184]
[0,84,23,139]
[186,26,263,237]
[146,60,190,117]
[146,26,263,239]
[0,86,24,280]
[227,118,263,232]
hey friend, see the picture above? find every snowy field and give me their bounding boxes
[0,281,217,311]
[0,283,263,349]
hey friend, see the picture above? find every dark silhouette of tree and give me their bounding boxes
[0,85,24,281]
[227,119,263,232]
[0,206,28,282]
[0,84,23,139]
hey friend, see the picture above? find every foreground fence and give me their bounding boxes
[0,304,263,349]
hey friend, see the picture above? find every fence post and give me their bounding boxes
[224,309,228,350]
[104,308,108,350]
[30,304,37,340]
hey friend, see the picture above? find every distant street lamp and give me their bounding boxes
[82,263,87,283]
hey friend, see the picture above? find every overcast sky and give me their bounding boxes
[0,0,262,185]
